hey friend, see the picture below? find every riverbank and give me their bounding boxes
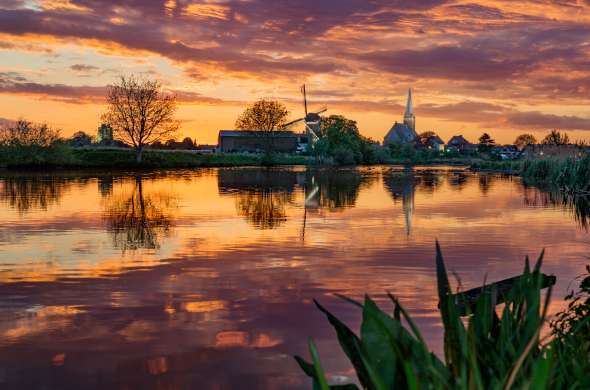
[472,155,590,193]
[3,146,589,194]
[0,146,310,169]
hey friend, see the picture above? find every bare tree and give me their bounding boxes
[102,75,179,162]
[0,119,60,147]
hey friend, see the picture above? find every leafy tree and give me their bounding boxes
[181,137,195,149]
[164,138,177,148]
[235,99,289,131]
[514,133,537,150]
[478,132,495,151]
[317,115,363,164]
[102,75,179,163]
[0,119,60,147]
[235,99,289,154]
[542,130,570,146]
[68,131,93,147]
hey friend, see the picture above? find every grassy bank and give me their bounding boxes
[0,146,310,169]
[472,155,590,193]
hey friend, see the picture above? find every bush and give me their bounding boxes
[332,146,356,165]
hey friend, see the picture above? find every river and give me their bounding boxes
[0,166,588,389]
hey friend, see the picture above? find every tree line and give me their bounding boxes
[0,74,584,165]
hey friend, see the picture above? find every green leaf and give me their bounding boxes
[314,299,372,389]
[308,338,330,390]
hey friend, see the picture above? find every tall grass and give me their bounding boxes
[295,243,589,389]
[472,154,590,194]
[521,155,590,194]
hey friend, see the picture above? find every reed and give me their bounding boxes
[295,243,589,389]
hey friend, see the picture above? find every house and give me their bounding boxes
[218,130,300,153]
[416,134,445,152]
[492,145,520,160]
[195,144,217,154]
[447,135,477,153]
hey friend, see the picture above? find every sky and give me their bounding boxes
[0,0,589,144]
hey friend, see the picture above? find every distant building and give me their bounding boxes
[97,124,113,144]
[218,130,301,153]
[492,145,520,160]
[383,88,418,145]
[447,135,476,153]
[416,133,445,152]
[195,144,217,154]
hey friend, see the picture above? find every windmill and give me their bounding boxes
[282,84,327,145]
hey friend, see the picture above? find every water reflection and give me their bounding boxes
[0,167,589,389]
[383,172,416,236]
[0,175,71,213]
[103,176,177,251]
[523,185,590,229]
[303,168,377,211]
[219,169,296,229]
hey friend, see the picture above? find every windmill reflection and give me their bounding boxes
[0,175,73,213]
[103,176,177,251]
[303,168,375,211]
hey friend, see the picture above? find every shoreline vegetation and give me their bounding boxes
[2,144,589,193]
[296,243,590,388]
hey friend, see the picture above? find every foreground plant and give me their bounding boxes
[295,242,564,389]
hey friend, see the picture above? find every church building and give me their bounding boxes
[383,88,417,145]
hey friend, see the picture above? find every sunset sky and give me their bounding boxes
[1,0,589,144]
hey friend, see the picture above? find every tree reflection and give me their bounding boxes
[235,190,291,229]
[0,176,70,213]
[304,168,376,211]
[523,185,590,229]
[219,169,296,229]
[103,177,176,251]
[447,171,469,190]
[478,174,493,195]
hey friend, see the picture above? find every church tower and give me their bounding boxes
[403,88,415,132]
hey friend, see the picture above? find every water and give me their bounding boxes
[0,166,588,389]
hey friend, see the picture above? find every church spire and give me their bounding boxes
[403,87,415,132]
[404,88,413,115]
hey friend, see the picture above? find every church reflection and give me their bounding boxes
[102,176,177,251]
[383,172,416,236]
